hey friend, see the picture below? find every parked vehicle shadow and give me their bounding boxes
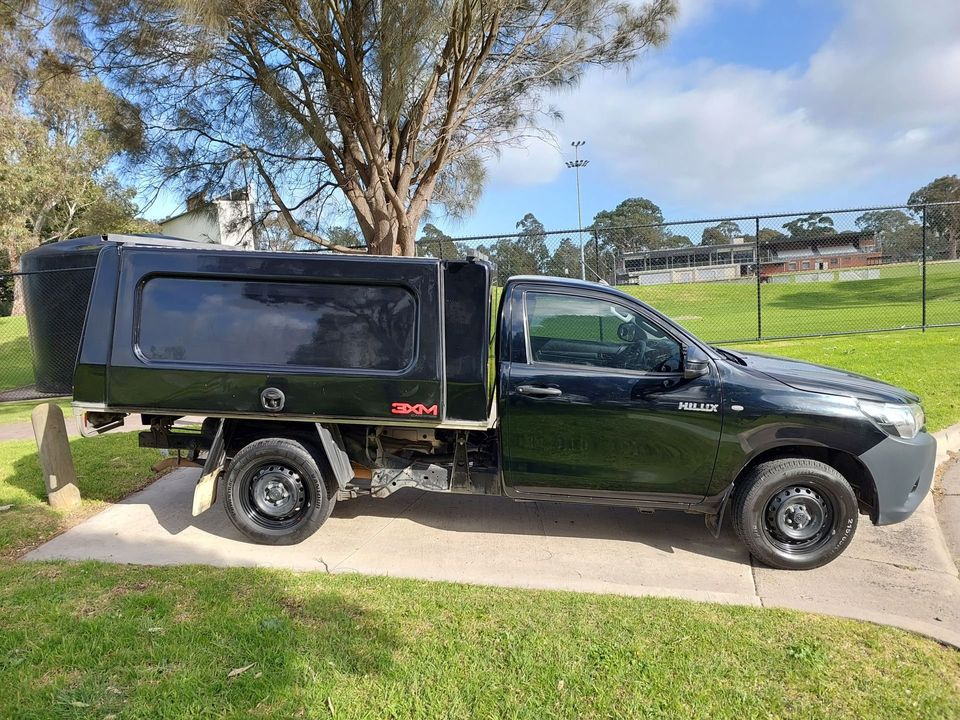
[141,470,746,567]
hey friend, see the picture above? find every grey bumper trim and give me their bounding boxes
[859,431,937,526]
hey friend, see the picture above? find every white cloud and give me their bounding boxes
[483,134,565,186]
[486,0,960,210]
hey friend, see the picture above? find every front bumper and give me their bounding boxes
[859,431,937,526]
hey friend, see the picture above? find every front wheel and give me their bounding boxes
[223,437,335,545]
[732,458,858,570]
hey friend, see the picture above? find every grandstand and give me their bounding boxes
[619,230,880,286]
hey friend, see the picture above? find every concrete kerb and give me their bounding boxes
[933,422,960,468]
[933,422,960,579]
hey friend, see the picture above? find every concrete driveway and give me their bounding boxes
[25,468,960,646]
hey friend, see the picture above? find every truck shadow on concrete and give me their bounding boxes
[330,490,746,563]
[141,472,746,566]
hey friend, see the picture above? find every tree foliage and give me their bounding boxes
[546,237,582,278]
[0,1,150,313]
[856,209,921,262]
[700,220,742,246]
[782,213,836,239]
[909,175,960,260]
[590,197,690,253]
[69,0,677,255]
[418,223,464,260]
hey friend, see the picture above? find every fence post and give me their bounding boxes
[755,216,762,341]
[594,233,601,281]
[921,205,927,331]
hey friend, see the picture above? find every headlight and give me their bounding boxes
[858,401,925,439]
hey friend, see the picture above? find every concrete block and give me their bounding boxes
[31,403,81,509]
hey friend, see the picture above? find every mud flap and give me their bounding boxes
[704,484,734,539]
[192,419,226,517]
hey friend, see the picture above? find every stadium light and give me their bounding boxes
[565,141,589,280]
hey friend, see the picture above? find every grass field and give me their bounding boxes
[0,315,33,392]
[0,563,958,719]
[0,400,72,425]
[622,259,960,341]
[735,328,960,432]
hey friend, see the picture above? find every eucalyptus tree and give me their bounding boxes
[0,1,147,314]
[72,0,677,255]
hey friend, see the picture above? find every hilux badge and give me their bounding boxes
[678,402,719,413]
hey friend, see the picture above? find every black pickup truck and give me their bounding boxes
[23,235,937,569]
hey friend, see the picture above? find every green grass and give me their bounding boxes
[622,259,960,342]
[0,400,71,426]
[0,433,160,559]
[0,562,957,720]
[0,314,34,392]
[734,328,960,432]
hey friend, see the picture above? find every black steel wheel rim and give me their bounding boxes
[762,483,835,554]
[239,462,313,530]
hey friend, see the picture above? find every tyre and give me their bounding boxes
[732,458,858,570]
[223,437,336,545]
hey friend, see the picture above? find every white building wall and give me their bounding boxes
[160,207,220,244]
[160,198,255,250]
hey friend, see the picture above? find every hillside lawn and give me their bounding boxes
[734,327,960,432]
[625,259,960,342]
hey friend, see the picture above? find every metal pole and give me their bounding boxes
[566,142,589,281]
[756,216,762,341]
[922,205,927,331]
[576,161,584,280]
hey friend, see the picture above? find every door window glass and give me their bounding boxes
[525,292,681,372]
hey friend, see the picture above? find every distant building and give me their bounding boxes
[764,232,881,275]
[619,230,880,286]
[160,188,255,250]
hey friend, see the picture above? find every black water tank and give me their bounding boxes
[20,237,108,394]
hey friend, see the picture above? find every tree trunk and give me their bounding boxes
[11,275,26,316]
[360,205,404,256]
[6,248,25,316]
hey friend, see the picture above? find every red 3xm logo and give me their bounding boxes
[391,402,439,416]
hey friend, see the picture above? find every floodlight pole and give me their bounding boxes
[566,141,589,280]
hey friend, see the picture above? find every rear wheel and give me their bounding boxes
[732,458,858,570]
[224,437,335,545]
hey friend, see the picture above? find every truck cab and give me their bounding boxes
[23,238,936,570]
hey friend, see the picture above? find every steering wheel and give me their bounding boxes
[615,340,648,370]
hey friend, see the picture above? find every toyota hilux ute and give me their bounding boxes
[22,235,937,570]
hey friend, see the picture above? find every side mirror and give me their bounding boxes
[682,346,710,380]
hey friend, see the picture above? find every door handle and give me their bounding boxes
[517,385,562,398]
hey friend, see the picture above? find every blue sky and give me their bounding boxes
[427,0,960,238]
[145,0,960,241]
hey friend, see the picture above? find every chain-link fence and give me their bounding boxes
[2,202,958,402]
[438,202,960,344]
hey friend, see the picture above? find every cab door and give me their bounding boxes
[499,285,723,502]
